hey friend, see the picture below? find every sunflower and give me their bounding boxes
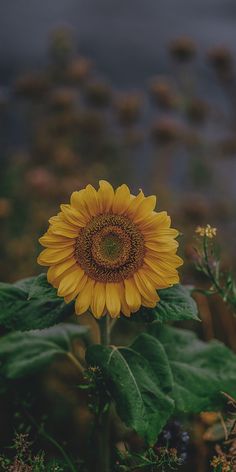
[38,181,182,318]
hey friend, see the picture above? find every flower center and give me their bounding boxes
[74,214,145,282]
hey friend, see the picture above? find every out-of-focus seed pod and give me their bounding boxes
[207,46,233,79]
[149,77,179,109]
[115,93,143,126]
[151,117,183,145]
[52,146,79,170]
[0,198,12,218]
[25,167,56,195]
[186,98,209,124]
[77,110,104,136]
[66,57,93,84]
[123,128,145,147]
[14,73,49,100]
[48,87,77,111]
[47,111,79,136]
[169,36,196,61]
[85,80,112,108]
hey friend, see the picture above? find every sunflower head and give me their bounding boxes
[38,181,183,318]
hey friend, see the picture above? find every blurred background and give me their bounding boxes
[1,2,236,470]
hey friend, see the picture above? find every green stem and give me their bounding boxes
[99,315,110,346]
[97,316,110,472]
[24,408,77,472]
[203,236,236,307]
[67,351,84,374]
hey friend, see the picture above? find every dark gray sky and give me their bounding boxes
[1,0,236,86]
[1,0,236,196]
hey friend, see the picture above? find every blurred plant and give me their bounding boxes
[207,46,233,80]
[85,80,112,108]
[169,36,197,62]
[193,225,236,312]
[149,77,178,109]
[151,117,184,145]
[0,432,66,471]
[115,445,184,471]
[210,394,236,472]
[114,92,143,126]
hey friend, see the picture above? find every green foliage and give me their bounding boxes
[0,274,74,331]
[1,275,236,454]
[86,324,236,444]
[136,284,199,322]
[0,431,76,472]
[115,445,183,471]
[149,324,236,411]
[0,323,87,379]
[86,339,174,444]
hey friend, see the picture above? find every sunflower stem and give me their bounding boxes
[99,315,110,346]
[97,315,110,472]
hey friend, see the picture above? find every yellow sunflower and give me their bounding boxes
[38,181,182,318]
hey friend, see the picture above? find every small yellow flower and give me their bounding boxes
[38,181,182,318]
[195,224,217,239]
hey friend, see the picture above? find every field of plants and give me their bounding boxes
[0,25,236,472]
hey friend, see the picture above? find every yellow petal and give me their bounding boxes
[112,184,131,214]
[84,184,100,216]
[70,190,91,222]
[64,273,88,303]
[144,256,181,276]
[124,277,141,312]
[138,212,171,232]
[106,283,121,318]
[118,282,131,317]
[91,282,106,319]
[133,271,159,303]
[47,259,77,282]
[60,204,87,227]
[138,266,169,289]
[126,190,145,218]
[132,195,157,223]
[50,223,79,238]
[39,232,74,248]
[145,240,178,252]
[37,247,74,266]
[98,180,114,213]
[75,278,95,315]
[58,266,85,297]
[146,251,183,268]
[141,293,160,308]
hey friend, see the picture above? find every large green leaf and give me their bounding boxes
[0,274,74,331]
[134,284,199,323]
[149,323,236,412]
[0,323,87,379]
[87,325,236,444]
[86,340,174,444]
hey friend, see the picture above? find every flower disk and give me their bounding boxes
[38,181,183,318]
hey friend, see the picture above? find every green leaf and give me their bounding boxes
[0,274,74,331]
[87,324,236,444]
[149,323,236,412]
[86,340,174,444]
[136,284,199,322]
[0,323,87,379]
